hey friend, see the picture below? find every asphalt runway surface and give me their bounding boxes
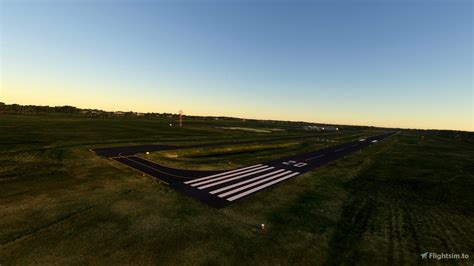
[93,131,396,208]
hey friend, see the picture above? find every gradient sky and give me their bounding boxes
[1,0,472,131]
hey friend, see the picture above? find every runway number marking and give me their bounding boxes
[282,160,307,168]
[294,162,307,167]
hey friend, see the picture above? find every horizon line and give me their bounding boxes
[2,101,472,133]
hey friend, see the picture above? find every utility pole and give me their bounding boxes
[179,109,183,127]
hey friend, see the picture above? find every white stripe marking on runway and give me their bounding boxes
[209,169,286,194]
[191,165,269,187]
[218,170,294,198]
[184,164,262,184]
[305,154,325,161]
[226,172,300,201]
[197,166,275,189]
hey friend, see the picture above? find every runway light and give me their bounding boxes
[261,223,265,230]
[146,152,150,155]
[169,123,172,127]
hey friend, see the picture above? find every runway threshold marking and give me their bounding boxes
[197,166,275,189]
[184,164,262,184]
[226,172,300,201]
[174,164,301,206]
[209,169,286,194]
[176,164,301,204]
[190,165,269,187]
[217,170,296,198]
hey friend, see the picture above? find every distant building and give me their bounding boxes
[303,125,339,131]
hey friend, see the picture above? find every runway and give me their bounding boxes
[93,131,396,207]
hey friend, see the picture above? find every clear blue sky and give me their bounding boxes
[1,0,472,130]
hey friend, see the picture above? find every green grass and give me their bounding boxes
[146,140,318,170]
[1,114,473,265]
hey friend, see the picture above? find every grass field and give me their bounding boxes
[1,114,473,264]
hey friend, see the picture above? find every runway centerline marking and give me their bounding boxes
[335,148,345,152]
[305,154,326,161]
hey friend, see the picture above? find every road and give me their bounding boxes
[93,131,396,207]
